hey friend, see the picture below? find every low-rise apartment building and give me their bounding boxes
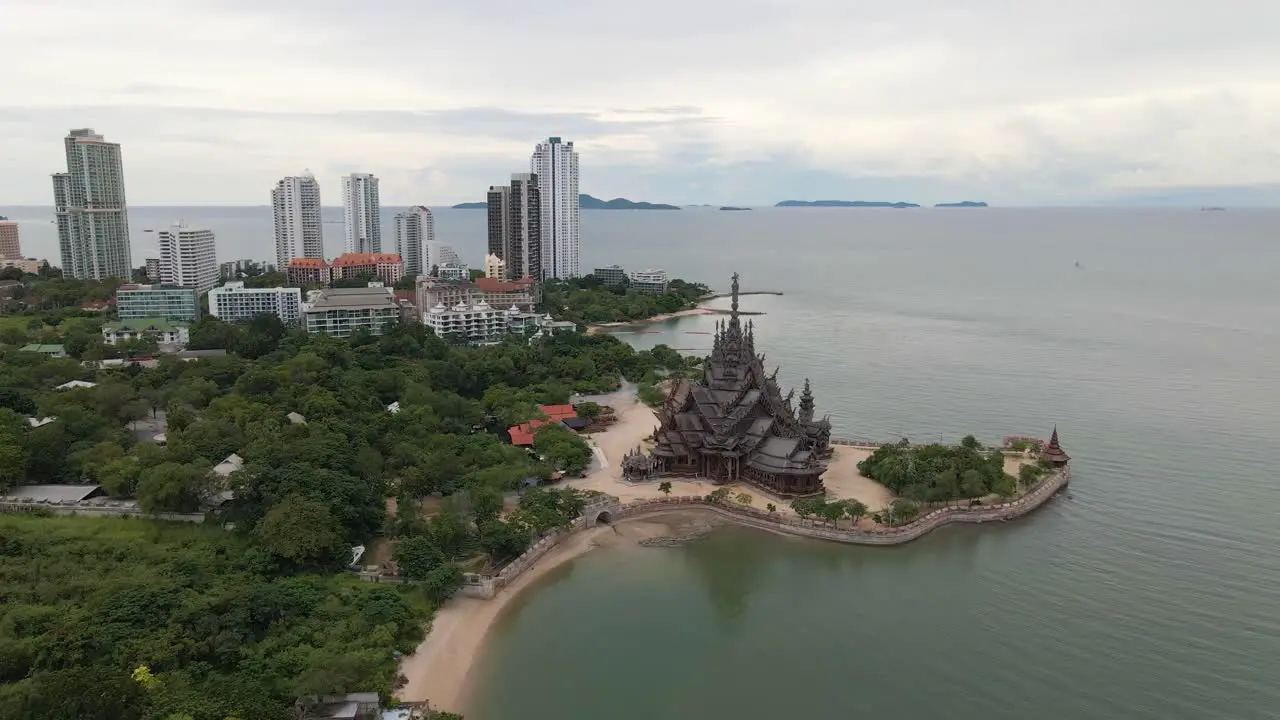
[301,284,401,337]
[330,253,404,286]
[416,277,539,315]
[208,282,302,324]
[285,257,330,287]
[115,284,200,321]
[593,265,627,286]
[101,318,190,348]
[629,269,669,293]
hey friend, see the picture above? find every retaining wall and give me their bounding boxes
[0,502,205,522]
[458,468,1068,595]
[616,467,1068,546]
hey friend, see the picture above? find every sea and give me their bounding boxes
[4,205,1280,719]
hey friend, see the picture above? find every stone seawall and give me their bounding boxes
[617,467,1068,546]
[460,469,1069,595]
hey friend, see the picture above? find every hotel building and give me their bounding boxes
[208,282,303,324]
[271,173,323,268]
[330,253,404,286]
[302,285,401,337]
[115,284,200,322]
[156,223,218,294]
[341,173,381,253]
[52,129,133,279]
[531,137,579,278]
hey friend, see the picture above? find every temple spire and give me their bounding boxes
[1041,425,1070,466]
[727,272,742,337]
[798,378,815,423]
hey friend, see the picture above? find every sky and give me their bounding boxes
[1,0,1279,206]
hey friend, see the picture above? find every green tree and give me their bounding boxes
[478,520,531,564]
[531,424,593,475]
[735,492,753,507]
[256,495,346,568]
[575,401,602,421]
[394,535,445,579]
[658,481,672,495]
[468,485,504,525]
[136,462,212,513]
[421,563,464,605]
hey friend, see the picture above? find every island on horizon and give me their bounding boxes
[452,194,680,210]
[935,201,989,208]
[776,200,921,208]
[719,206,751,211]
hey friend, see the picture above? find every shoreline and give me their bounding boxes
[395,512,713,714]
[395,525,615,713]
[583,296,771,337]
[584,306,714,336]
[396,389,1064,714]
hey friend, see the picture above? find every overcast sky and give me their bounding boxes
[2,0,1278,205]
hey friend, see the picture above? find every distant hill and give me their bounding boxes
[580,194,679,210]
[451,195,680,210]
[935,201,988,208]
[776,200,920,208]
[719,206,751,211]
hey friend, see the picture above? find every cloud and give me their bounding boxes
[1,0,1279,204]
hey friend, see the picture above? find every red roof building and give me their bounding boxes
[331,253,404,286]
[507,404,580,446]
[286,257,330,287]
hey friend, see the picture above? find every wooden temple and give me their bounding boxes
[1040,426,1071,467]
[648,273,833,497]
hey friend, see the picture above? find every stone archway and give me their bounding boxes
[595,510,613,526]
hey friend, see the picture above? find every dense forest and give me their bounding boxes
[0,273,695,719]
[538,276,710,325]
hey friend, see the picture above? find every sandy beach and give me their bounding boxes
[395,507,713,713]
[584,306,714,336]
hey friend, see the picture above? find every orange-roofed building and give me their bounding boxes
[473,275,540,310]
[331,253,404,286]
[538,404,576,421]
[286,257,330,287]
[507,404,581,446]
[508,417,553,446]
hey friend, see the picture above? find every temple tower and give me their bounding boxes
[798,379,815,424]
[1040,426,1071,467]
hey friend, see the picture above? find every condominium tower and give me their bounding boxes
[51,129,133,279]
[393,206,434,277]
[342,173,381,254]
[0,218,20,258]
[271,173,323,268]
[486,173,540,280]
[530,137,579,278]
[156,223,218,294]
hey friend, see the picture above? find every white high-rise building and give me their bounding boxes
[393,206,434,277]
[271,173,323,268]
[530,137,579,278]
[426,241,461,271]
[208,282,302,324]
[342,173,381,254]
[52,129,133,279]
[157,223,218,294]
